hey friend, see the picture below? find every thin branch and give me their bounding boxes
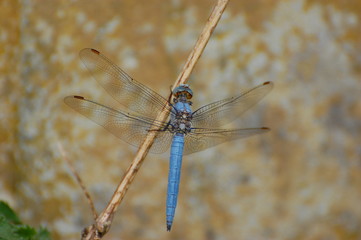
[82,0,229,239]
[173,0,229,87]
[57,142,98,220]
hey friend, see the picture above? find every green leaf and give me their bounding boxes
[0,201,52,240]
[14,225,37,239]
[35,227,51,240]
[0,201,21,225]
[0,215,18,240]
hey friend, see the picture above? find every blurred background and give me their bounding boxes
[1,0,361,239]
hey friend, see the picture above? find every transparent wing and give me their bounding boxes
[79,48,173,118]
[183,127,269,155]
[64,96,173,154]
[192,82,273,128]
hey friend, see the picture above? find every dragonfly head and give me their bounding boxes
[173,84,193,100]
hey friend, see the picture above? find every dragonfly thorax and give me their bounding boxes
[170,85,193,134]
[170,110,192,134]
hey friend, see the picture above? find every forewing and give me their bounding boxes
[79,48,172,118]
[64,96,173,154]
[183,127,269,155]
[192,82,273,128]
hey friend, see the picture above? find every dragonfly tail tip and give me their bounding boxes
[166,223,172,231]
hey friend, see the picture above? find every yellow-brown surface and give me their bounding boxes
[1,0,360,239]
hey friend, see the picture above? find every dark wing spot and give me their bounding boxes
[90,48,100,55]
[74,95,85,100]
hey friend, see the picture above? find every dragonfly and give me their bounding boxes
[64,48,273,231]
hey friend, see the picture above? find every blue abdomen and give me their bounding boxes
[166,133,184,231]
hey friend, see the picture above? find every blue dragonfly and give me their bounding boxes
[65,48,273,231]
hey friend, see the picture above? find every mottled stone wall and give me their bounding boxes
[1,0,360,239]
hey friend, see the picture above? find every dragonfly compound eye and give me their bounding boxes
[173,84,193,99]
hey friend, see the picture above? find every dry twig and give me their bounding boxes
[82,0,229,239]
[57,142,98,220]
